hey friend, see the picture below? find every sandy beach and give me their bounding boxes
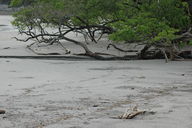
[0,15,192,128]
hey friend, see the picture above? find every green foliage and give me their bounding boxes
[109,12,179,43]
[12,0,122,27]
[142,0,190,29]
[109,0,191,45]
[10,0,23,6]
[12,8,33,30]
[189,40,192,45]
[11,0,192,47]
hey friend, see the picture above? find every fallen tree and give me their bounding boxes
[12,0,123,60]
[11,0,192,61]
[108,0,192,61]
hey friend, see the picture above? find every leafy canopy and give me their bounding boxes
[11,0,192,45]
[110,0,191,45]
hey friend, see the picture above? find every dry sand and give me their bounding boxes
[0,16,192,128]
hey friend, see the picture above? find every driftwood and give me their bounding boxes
[118,106,155,119]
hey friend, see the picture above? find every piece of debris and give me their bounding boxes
[2,116,7,119]
[0,110,6,114]
[3,47,10,49]
[118,106,155,119]
[93,104,99,107]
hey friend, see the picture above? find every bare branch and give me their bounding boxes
[107,43,138,52]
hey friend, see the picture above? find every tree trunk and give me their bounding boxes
[169,48,175,61]
[138,44,151,59]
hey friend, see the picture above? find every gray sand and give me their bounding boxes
[0,15,192,128]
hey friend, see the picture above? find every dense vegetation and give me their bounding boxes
[10,0,192,60]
